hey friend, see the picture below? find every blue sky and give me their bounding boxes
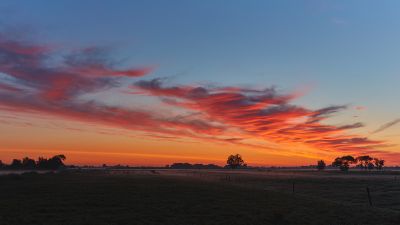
[0,0,399,165]
[2,0,397,106]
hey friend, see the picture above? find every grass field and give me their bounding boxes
[1,170,400,225]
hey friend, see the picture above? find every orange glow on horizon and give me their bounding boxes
[0,31,399,167]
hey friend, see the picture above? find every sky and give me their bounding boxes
[0,0,399,166]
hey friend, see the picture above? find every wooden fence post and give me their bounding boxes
[366,187,372,206]
[292,182,295,194]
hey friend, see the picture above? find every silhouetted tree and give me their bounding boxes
[317,160,326,171]
[37,157,49,169]
[22,157,36,169]
[226,154,245,169]
[373,158,385,170]
[10,159,22,169]
[367,162,375,170]
[2,155,67,170]
[356,155,373,170]
[332,155,356,171]
[37,155,66,170]
[48,155,66,169]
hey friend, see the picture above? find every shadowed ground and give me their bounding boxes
[0,171,399,225]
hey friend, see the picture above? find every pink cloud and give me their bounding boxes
[0,32,393,160]
[355,106,366,111]
[133,79,386,155]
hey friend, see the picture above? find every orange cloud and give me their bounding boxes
[0,32,394,161]
[133,79,387,156]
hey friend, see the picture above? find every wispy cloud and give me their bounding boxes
[0,31,391,158]
[372,119,400,134]
[354,106,366,111]
[0,32,230,139]
[132,79,385,155]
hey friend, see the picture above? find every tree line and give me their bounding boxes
[165,154,247,170]
[167,163,222,169]
[0,153,385,171]
[317,155,385,171]
[0,155,66,170]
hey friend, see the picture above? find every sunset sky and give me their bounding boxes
[0,0,399,166]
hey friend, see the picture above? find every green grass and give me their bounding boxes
[0,171,399,225]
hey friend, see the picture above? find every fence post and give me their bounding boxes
[366,187,372,206]
[292,182,295,194]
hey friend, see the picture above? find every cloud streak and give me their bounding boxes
[0,32,392,159]
[372,119,400,134]
[0,33,231,140]
[132,79,385,155]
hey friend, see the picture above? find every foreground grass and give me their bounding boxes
[0,172,399,225]
[187,170,400,210]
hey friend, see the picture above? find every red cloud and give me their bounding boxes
[133,79,386,155]
[0,36,153,101]
[72,66,154,77]
[0,33,391,159]
[0,34,226,140]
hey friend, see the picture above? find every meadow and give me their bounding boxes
[1,169,400,225]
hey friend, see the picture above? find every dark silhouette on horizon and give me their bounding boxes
[226,154,247,169]
[168,163,222,169]
[330,155,384,171]
[0,153,387,172]
[0,155,66,170]
[317,160,326,171]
